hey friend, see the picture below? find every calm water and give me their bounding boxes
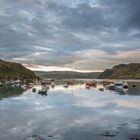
[0,83,140,140]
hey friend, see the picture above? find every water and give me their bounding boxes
[0,83,140,140]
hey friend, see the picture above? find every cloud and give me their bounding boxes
[0,0,140,71]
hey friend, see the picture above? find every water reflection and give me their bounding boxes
[0,82,140,140]
[0,85,23,100]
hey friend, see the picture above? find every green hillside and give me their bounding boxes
[0,59,37,81]
[35,71,101,79]
[98,63,140,79]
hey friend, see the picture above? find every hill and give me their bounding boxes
[35,71,101,79]
[98,63,140,79]
[0,59,37,81]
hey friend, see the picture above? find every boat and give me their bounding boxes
[115,82,128,93]
[102,81,113,87]
[132,84,136,88]
[99,88,104,91]
[42,85,49,90]
[38,89,48,95]
[41,80,51,85]
[51,84,55,88]
[14,80,22,87]
[29,83,34,88]
[67,80,75,85]
[123,82,128,89]
[21,84,27,90]
[85,84,91,89]
[85,81,97,88]
[107,84,115,90]
[63,84,69,88]
[32,88,36,93]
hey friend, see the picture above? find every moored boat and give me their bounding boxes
[107,84,115,90]
[21,84,27,90]
[63,84,69,88]
[99,88,104,91]
[38,89,48,95]
[114,81,128,93]
[85,84,91,89]
[85,81,97,88]
[32,88,36,93]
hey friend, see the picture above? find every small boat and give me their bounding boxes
[115,82,123,87]
[29,83,34,88]
[85,81,97,88]
[32,88,36,93]
[99,88,104,91]
[123,82,128,89]
[14,80,22,87]
[51,84,55,88]
[42,85,50,90]
[85,84,91,89]
[102,81,113,87]
[107,84,115,90]
[41,80,51,85]
[38,89,48,95]
[63,84,69,88]
[132,84,136,88]
[67,80,75,85]
[115,82,128,93]
[21,84,27,90]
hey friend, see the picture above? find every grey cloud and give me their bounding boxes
[0,0,140,70]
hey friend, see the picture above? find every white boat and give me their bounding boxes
[63,84,69,88]
[21,84,27,90]
[29,83,34,88]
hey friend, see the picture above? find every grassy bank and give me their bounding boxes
[0,85,24,100]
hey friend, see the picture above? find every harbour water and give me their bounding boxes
[0,82,140,140]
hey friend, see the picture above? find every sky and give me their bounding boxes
[0,0,140,72]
